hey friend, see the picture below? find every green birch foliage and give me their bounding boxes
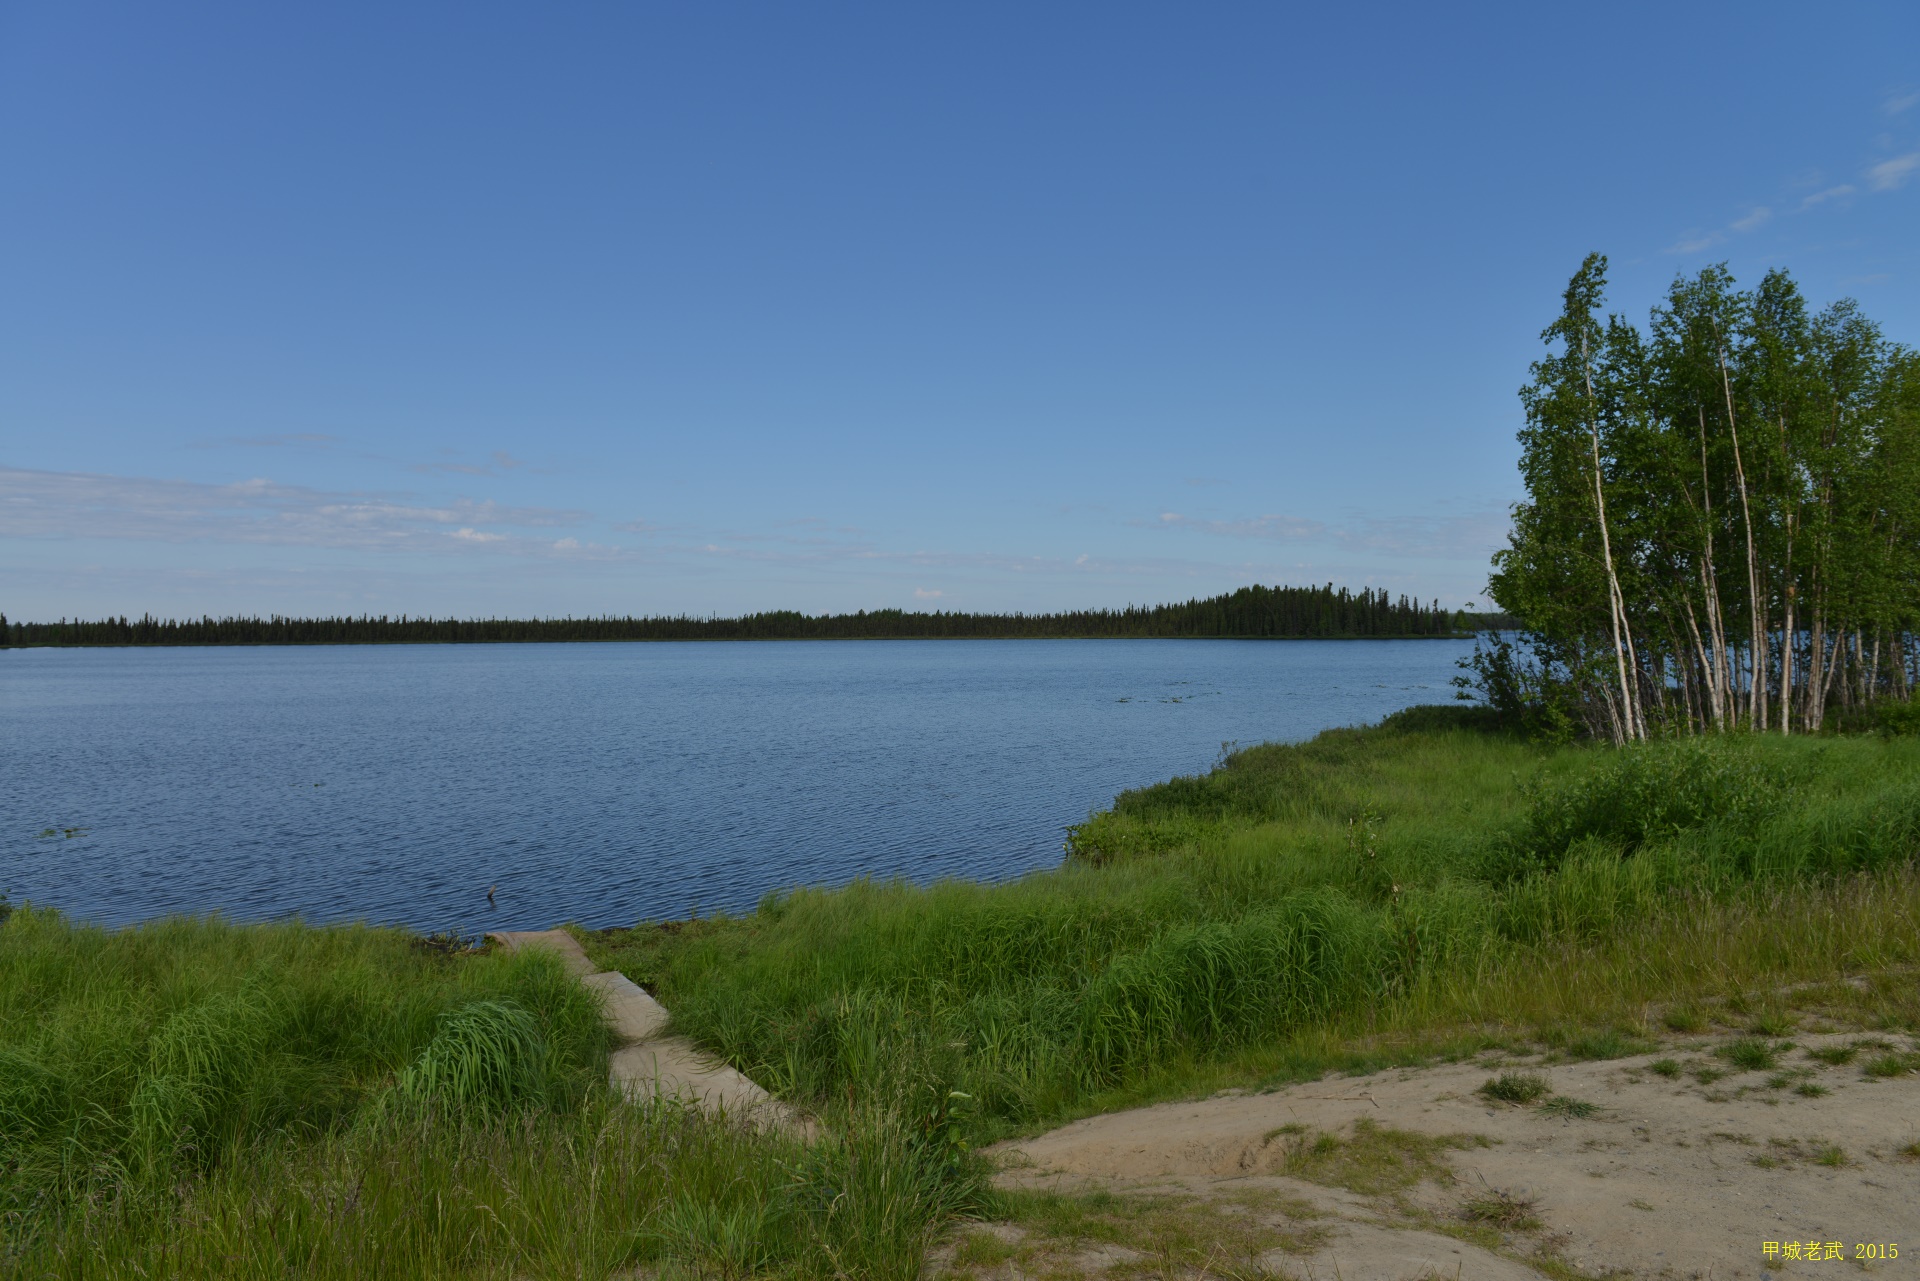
[1488,256,1919,733]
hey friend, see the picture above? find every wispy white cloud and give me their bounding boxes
[189,433,341,450]
[1142,507,1508,561]
[410,450,532,477]
[669,534,1268,582]
[777,516,867,535]
[1867,151,1920,191]
[1666,230,1726,255]
[913,587,943,599]
[1690,117,1920,252]
[1147,511,1328,541]
[1884,89,1920,116]
[1799,184,1856,209]
[0,465,587,553]
[1334,512,1511,559]
[1666,200,1773,257]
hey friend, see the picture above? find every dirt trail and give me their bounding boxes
[982,1033,1920,1280]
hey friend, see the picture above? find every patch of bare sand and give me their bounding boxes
[974,1033,1920,1280]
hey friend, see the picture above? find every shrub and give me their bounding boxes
[1499,738,1790,878]
[1377,704,1511,735]
[1878,701,1920,737]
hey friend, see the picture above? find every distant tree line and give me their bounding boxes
[2,585,1492,648]
[1480,254,1919,742]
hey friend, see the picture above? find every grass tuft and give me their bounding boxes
[397,998,547,1114]
[1861,1050,1920,1079]
[1662,1006,1706,1033]
[1716,1038,1789,1072]
[1539,1095,1599,1118]
[1461,1188,1542,1230]
[1477,1072,1550,1104]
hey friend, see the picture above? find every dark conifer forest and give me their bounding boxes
[1,585,1497,647]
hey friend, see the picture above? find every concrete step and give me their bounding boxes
[488,928,806,1133]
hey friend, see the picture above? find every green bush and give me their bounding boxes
[1376,703,1511,735]
[1498,737,1791,878]
[1878,700,1920,736]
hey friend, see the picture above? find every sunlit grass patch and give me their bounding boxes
[1255,1117,1486,1195]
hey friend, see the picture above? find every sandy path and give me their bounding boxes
[488,929,804,1131]
[985,1033,1920,1280]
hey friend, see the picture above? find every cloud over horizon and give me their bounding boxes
[0,466,589,555]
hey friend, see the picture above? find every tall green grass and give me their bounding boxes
[14,1095,986,1280]
[589,716,1920,1137]
[0,912,988,1278]
[0,912,606,1213]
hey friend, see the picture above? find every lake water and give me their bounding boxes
[2,639,1473,931]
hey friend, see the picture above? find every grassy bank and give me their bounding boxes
[0,914,986,1278]
[8,712,1919,1276]
[586,710,1920,1140]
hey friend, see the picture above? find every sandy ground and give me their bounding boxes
[969,1032,1920,1281]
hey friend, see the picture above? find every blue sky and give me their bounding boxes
[4,2,1917,620]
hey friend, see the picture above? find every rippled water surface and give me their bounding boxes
[2,639,1473,931]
